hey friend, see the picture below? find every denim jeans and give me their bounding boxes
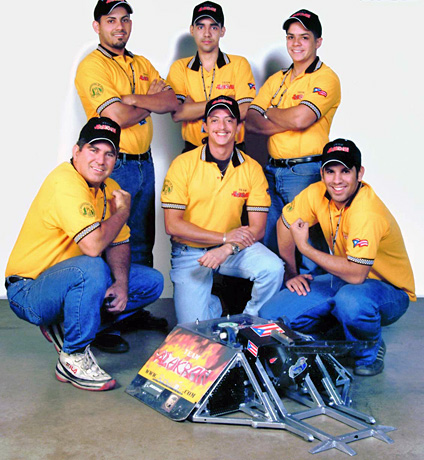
[259,274,410,366]
[7,255,163,353]
[263,161,327,274]
[111,152,155,267]
[170,241,284,324]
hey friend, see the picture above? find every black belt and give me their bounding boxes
[118,148,151,162]
[269,155,322,168]
[5,275,31,289]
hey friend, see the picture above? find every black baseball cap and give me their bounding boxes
[205,96,240,123]
[78,117,121,153]
[283,9,322,38]
[192,2,224,26]
[322,139,362,170]
[94,1,133,21]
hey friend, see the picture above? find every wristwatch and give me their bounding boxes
[230,243,240,255]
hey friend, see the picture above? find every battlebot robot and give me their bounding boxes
[126,314,395,456]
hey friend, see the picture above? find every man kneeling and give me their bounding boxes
[260,139,415,376]
[161,96,284,323]
[5,117,163,391]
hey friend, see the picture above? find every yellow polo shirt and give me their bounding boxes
[167,50,256,146]
[6,163,130,279]
[281,181,416,301]
[76,45,170,155]
[250,58,341,159]
[161,145,270,248]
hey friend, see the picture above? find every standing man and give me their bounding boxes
[167,1,256,152]
[246,9,341,268]
[75,0,178,269]
[5,117,164,391]
[260,139,415,376]
[161,96,284,324]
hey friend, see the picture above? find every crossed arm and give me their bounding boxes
[245,104,317,136]
[277,217,371,296]
[101,80,178,129]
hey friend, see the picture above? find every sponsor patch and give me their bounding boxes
[352,238,369,248]
[232,191,249,198]
[140,75,149,81]
[162,179,173,195]
[79,203,95,218]
[90,83,104,98]
[216,84,235,90]
[313,87,327,97]
[292,94,304,100]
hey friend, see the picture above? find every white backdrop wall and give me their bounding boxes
[2,0,423,298]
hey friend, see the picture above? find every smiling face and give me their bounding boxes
[93,6,132,55]
[72,141,117,191]
[203,108,240,151]
[286,22,322,68]
[190,17,225,54]
[321,163,365,209]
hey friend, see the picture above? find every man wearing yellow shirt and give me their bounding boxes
[260,139,415,376]
[167,1,256,152]
[161,96,284,323]
[5,117,163,391]
[246,9,341,270]
[75,0,178,269]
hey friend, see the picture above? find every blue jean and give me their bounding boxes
[7,255,163,353]
[170,241,285,324]
[111,152,155,267]
[259,274,410,366]
[263,161,327,274]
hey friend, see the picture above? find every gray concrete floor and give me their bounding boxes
[1,298,423,460]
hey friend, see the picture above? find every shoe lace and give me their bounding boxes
[81,346,107,378]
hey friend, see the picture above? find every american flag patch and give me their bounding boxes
[352,238,369,248]
[247,340,258,357]
[251,323,284,337]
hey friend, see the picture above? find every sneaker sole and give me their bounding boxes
[55,363,116,391]
[40,324,64,354]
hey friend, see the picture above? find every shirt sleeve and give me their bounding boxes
[281,186,319,228]
[300,68,341,121]
[234,57,256,105]
[75,56,122,116]
[245,159,271,212]
[160,155,189,210]
[249,73,280,114]
[167,59,187,103]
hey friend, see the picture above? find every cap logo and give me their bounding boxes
[94,124,117,133]
[292,12,311,18]
[213,98,232,105]
[327,146,349,153]
[199,6,217,12]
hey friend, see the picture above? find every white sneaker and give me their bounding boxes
[55,345,116,391]
[40,323,64,353]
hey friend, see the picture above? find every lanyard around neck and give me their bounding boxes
[328,203,344,255]
[112,57,136,94]
[270,69,293,108]
[200,63,215,101]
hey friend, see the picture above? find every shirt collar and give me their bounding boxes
[283,56,322,75]
[97,44,134,59]
[188,49,230,71]
[201,143,244,167]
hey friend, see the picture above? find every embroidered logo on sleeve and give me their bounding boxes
[90,83,104,98]
[248,83,256,90]
[162,179,173,195]
[313,87,327,97]
[79,203,96,218]
[352,238,369,248]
